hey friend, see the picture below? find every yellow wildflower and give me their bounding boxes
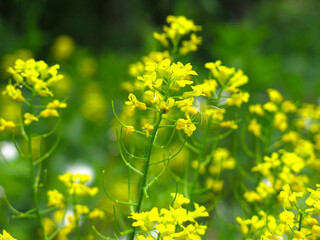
[24,113,39,125]
[171,193,190,209]
[43,217,55,235]
[47,189,65,208]
[248,119,261,137]
[220,120,238,129]
[125,93,147,111]
[0,230,17,240]
[124,126,135,134]
[263,102,278,112]
[2,84,25,102]
[89,208,105,219]
[226,91,249,108]
[0,118,16,131]
[267,88,283,103]
[40,108,59,118]
[176,116,196,137]
[47,100,67,109]
[274,112,288,131]
[129,207,160,232]
[75,204,89,215]
[249,104,264,116]
[142,123,154,138]
[279,211,295,226]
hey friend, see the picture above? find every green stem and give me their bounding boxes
[27,91,48,240]
[72,194,81,240]
[129,113,163,240]
[189,118,211,203]
[298,212,303,231]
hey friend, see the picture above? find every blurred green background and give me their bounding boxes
[0,0,320,239]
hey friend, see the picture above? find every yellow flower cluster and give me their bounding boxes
[0,230,17,240]
[58,172,98,196]
[238,185,320,240]
[153,15,202,55]
[129,194,208,240]
[43,173,104,239]
[5,59,63,98]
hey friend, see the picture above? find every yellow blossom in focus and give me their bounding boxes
[24,113,39,125]
[125,93,147,111]
[171,193,190,209]
[129,207,160,232]
[176,116,196,137]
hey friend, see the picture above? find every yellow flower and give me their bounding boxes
[129,207,160,232]
[153,32,169,47]
[124,126,135,134]
[24,113,39,125]
[47,189,65,208]
[47,100,67,109]
[226,91,249,108]
[267,88,283,103]
[0,118,16,131]
[244,191,261,202]
[292,230,307,240]
[40,108,59,118]
[188,203,209,220]
[0,230,17,240]
[236,217,251,235]
[220,120,238,129]
[176,116,196,137]
[274,112,288,131]
[138,72,163,90]
[43,217,55,235]
[248,119,261,137]
[58,172,98,196]
[159,97,175,114]
[263,102,278,112]
[2,84,25,102]
[279,211,295,226]
[249,104,264,116]
[89,208,105,219]
[142,123,154,138]
[125,93,147,111]
[75,204,89,216]
[171,193,190,209]
[282,100,296,113]
[179,33,202,55]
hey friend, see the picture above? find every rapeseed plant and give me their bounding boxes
[1,15,319,240]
